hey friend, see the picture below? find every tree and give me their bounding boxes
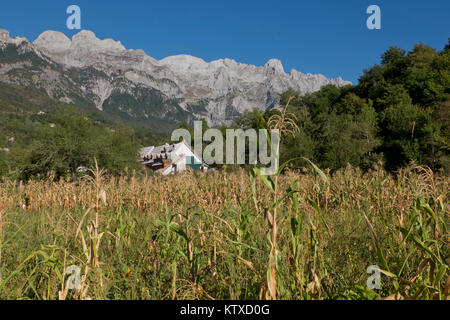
[18,108,141,180]
[269,85,381,171]
[236,109,261,129]
[381,46,408,84]
[335,92,369,115]
[275,40,449,172]
[0,151,8,177]
[316,106,380,170]
[404,43,447,106]
[376,84,412,111]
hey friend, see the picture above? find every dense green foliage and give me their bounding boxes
[102,86,190,132]
[237,42,449,173]
[0,107,149,180]
[1,41,449,179]
[20,108,143,180]
[0,151,8,176]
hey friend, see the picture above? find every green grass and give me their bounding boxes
[0,165,448,300]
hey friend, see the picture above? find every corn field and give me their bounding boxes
[0,164,448,300]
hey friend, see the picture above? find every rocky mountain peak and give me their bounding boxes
[160,55,208,73]
[33,30,126,66]
[1,28,352,127]
[71,30,125,52]
[34,30,71,54]
[0,28,29,47]
[0,29,10,42]
[264,58,285,74]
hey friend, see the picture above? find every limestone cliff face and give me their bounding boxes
[1,28,351,128]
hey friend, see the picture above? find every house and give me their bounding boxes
[139,141,207,175]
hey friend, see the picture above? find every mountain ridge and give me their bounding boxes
[1,28,352,129]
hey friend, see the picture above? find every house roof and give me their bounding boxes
[140,140,208,168]
[140,142,177,158]
[139,146,155,158]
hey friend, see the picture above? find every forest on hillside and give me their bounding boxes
[0,40,449,179]
[237,41,449,173]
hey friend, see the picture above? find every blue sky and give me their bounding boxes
[1,0,449,83]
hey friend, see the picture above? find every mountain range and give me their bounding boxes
[0,28,351,131]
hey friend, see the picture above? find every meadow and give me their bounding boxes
[0,164,448,300]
